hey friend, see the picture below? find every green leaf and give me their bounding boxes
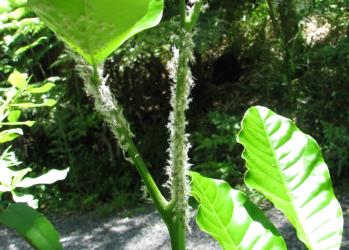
[190,171,286,250]
[237,106,343,250]
[17,168,69,188]
[25,121,35,127]
[14,37,48,56]
[0,128,23,143]
[28,0,164,66]
[44,99,57,107]
[8,71,28,89]
[27,82,55,94]
[0,121,35,127]
[11,99,56,108]
[0,203,63,250]
[8,110,21,122]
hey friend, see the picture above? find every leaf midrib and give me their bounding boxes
[255,109,312,247]
[82,0,95,65]
[194,179,237,249]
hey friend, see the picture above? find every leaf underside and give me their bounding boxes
[0,203,62,250]
[191,171,286,250]
[237,106,343,250]
[28,0,164,65]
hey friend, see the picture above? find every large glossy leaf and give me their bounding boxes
[237,106,343,249]
[0,203,62,250]
[190,171,286,250]
[28,0,164,65]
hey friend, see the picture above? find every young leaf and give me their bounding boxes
[28,0,164,66]
[11,99,56,108]
[43,99,57,107]
[11,167,32,188]
[190,171,286,250]
[0,121,35,127]
[8,71,28,89]
[8,110,21,122]
[27,82,55,94]
[0,203,63,250]
[16,168,69,188]
[0,128,23,143]
[237,106,343,250]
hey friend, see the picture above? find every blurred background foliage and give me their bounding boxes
[1,0,349,212]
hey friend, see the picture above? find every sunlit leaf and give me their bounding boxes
[8,71,28,89]
[0,185,11,192]
[28,0,164,65]
[190,171,286,250]
[27,82,55,94]
[25,121,35,127]
[237,106,343,249]
[44,99,56,107]
[0,128,23,143]
[17,168,69,188]
[11,167,32,188]
[11,99,56,108]
[0,148,21,168]
[0,166,18,187]
[0,121,35,127]
[12,191,38,209]
[0,203,63,250]
[7,110,21,122]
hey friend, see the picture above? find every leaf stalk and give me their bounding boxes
[86,65,169,218]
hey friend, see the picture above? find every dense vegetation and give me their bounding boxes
[1,0,348,214]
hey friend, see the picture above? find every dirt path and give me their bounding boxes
[1,194,348,250]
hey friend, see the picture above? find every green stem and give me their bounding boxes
[168,216,186,250]
[185,0,204,31]
[87,65,169,217]
[168,35,190,249]
[166,1,204,249]
[179,0,186,27]
[81,2,205,249]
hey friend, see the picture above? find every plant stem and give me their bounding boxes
[179,0,186,27]
[85,65,169,217]
[168,217,186,250]
[168,33,191,248]
[166,1,204,249]
[185,0,204,31]
[81,2,205,249]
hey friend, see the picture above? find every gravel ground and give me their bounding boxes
[1,193,348,250]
